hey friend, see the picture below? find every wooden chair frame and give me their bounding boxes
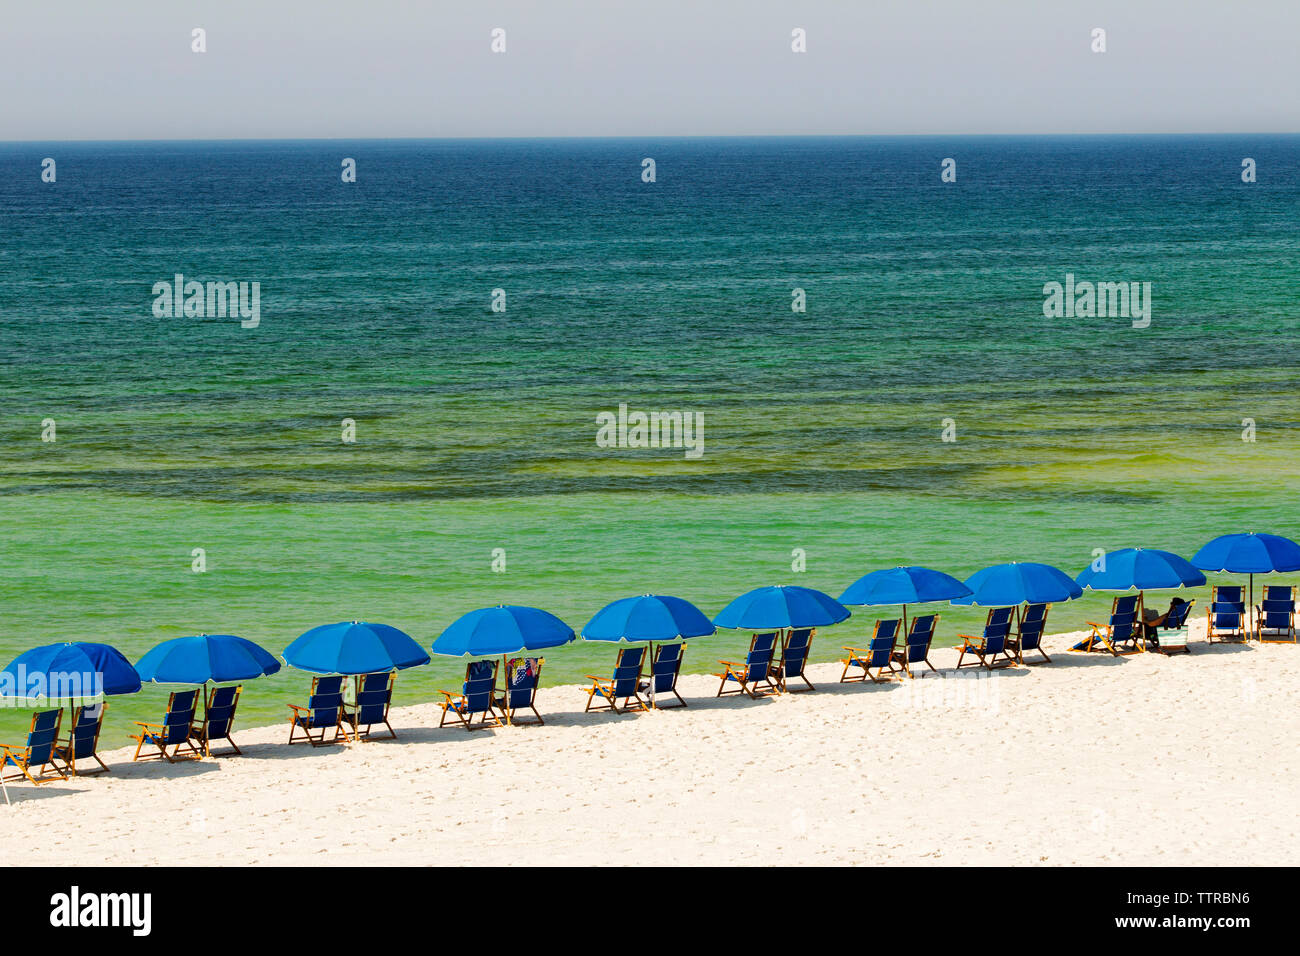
[344,672,397,740]
[640,642,688,708]
[714,633,778,698]
[288,677,346,746]
[1006,604,1052,665]
[192,685,244,756]
[132,691,202,762]
[1207,586,1248,644]
[771,628,816,693]
[496,657,545,725]
[892,615,940,678]
[1075,595,1144,656]
[586,647,649,713]
[840,620,900,683]
[52,703,110,776]
[1,709,66,785]
[438,660,502,731]
[1256,586,1296,643]
[956,607,1017,669]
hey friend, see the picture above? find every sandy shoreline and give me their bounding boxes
[2,619,1296,866]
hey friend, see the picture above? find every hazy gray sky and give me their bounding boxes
[2,0,1297,140]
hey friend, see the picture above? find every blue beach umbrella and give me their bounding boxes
[839,566,972,632]
[0,642,141,703]
[137,634,281,685]
[284,621,430,675]
[1076,548,1206,593]
[581,594,716,644]
[712,585,850,631]
[432,605,576,659]
[951,562,1083,607]
[1192,532,1300,620]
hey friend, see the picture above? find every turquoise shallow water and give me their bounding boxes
[1,136,1299,742]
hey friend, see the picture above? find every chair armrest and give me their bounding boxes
[841,646,868,654]
[717,659,740,667]
[1084,621,1102,628]
[436,690,458,700]
[287,704,307,714]
[133,721,162,730]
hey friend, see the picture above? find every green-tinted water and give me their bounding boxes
[1,136,1298,742]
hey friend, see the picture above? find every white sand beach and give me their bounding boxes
[3,620,1297,866]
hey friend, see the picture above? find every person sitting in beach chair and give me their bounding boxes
[132,690,201,762]
[496,657,545,725]
[1148,598,1194,655]
[438,660,501,730]
[840,619,900,683]
[770,628,816,692]
[190,685,243,757]
[1,709,65,785]
[1255,585,1296,643]
[1074,594,1143,655]
[639,642,687,708]
[1141,597,1190,647]
[1207,586,1247,643]
[52,703,110,776]
[956,607,1016,669]
[1006,603,1051,665]
[586,647,648,713]
[343,672,396,740]
[892,614,939,678]
[715,632,778,699]
[287,675,346,746]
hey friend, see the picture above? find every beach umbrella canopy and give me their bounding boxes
[951,562,1083,607]
[840,566,973,606]
[712,585,850,630]
[284,621,429,675]
[0,642,141,701]
[137,634,281,684]
[432,605,576,658]
[582,594,716,644]
[839,566,972,633]
[1191,533,1300,575]
[1076,548,1206,592]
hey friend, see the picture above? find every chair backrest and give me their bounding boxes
[161,690,199,744]
[1018,604,1048,650]
[1110,594,1140,642]
[69,703,106,759]
[25,709,63,765]
[502,657,542,707]
[781,628,813,676]
[865,619,900,667]
[307,675,345,726]
[462,660,497,714]
[1211,586,1245,628]
[204,685,242,738]
[904,615,938,661]
[611,647,646,697]
[354,672,393,724]
[650,643,685,692]
[1164,598,1194,629]
[983,607,1014,653]
[744,633,777,681]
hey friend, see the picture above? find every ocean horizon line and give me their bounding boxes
[4,131,1300,147]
